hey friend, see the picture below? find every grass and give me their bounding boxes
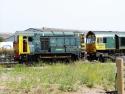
[0,61,116,93]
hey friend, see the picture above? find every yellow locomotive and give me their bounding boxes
[86,31,125,62]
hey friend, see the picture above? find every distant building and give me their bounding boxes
[5,34,15,42]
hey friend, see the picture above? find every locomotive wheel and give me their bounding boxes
[87,54,97,61]
[36,56,41,62]
[98,54,105,63]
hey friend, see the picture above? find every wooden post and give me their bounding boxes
[116,58,124,94]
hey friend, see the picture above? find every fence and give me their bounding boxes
[116,57,125,94]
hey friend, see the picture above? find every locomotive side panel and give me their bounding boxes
[31,31,81,61]
[105,37,115,49]
[115,32,125,55]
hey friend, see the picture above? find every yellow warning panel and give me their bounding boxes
[96,43,105,50]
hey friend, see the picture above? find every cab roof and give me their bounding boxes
[91,31,115,37]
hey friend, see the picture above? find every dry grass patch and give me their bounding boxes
[0,61,116,94]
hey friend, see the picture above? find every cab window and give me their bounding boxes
[86,37,95,44]
[97,37,103,43]
[86,34,95,44]
[103,37,107,43]
[28,37,33,42]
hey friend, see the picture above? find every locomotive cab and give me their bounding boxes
[14,35,31,63]
[86,31,96,60]
[86,31,96,54]
[86,31,116,61]
[18,35,30,55]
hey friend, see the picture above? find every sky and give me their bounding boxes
[0,0,125,33]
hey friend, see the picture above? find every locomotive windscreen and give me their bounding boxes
[86,35,95,44]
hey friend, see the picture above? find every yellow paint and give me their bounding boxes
[106,48,115,50]
[81,43,85,50]
[19,35,23,55]
[18,35,30,55]
[96,43,106,50]
[95,37,106,50]
[80,34,85,50]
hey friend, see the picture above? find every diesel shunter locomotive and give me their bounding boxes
[12,28,82,63]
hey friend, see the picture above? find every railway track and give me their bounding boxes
[0,61,18,64]
[0,61,18,67]
[0,55,18,67]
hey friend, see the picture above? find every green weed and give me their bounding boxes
[0,61,116,93]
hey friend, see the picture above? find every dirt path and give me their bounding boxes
[0,85,111,94]
[76,87,106,94]
[62,86,106,94]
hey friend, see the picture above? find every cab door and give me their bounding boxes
[18,35,30,55]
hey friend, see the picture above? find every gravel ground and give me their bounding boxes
[68,86,106,94]
[0,85,107,94]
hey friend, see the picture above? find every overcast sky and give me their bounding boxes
[0,0,125,33]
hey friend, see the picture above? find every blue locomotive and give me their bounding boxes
[11,28,81,63]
